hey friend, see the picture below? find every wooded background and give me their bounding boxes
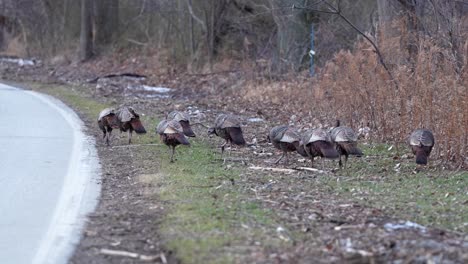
[0,0,467,165]
[1,0,465,71]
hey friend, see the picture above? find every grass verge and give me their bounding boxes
[323,143,468,232]
[10,81,467,263]
[152,139,286,263]
[19,82,286,263]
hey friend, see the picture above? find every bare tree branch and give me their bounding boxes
[294,1,399,90]
[186,0,207,32]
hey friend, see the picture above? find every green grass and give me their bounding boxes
[323,143,468,232]
[155,139,284,264]
[13,81,467,262]
[18,82,284,263]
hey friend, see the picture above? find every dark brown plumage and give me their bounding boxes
[208,114,246,155]
[167,110,196,137]
[409,129,434,165]
[97,108,119,146]
[157,119,190,162]
[330,120,363,169]
[301,128,339,167]
[269,125,307,164]
[116,106,147,144]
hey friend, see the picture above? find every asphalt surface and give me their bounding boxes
[0,83,100,264]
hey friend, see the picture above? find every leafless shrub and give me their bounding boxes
[240,27,467,167]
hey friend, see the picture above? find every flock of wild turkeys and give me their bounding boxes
[97,107,435,167]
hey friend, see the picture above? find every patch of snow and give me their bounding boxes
[124,84,173,98]
[141,93,170,98]
[141,85,172,93]
[384,221,426,232]
[248,117,264,123]
[0,58,36,66]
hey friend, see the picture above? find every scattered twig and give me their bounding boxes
[188,185,216,188]
[191,122,209,128]
[160,253,167,264]
[253,152,273,157]
[110,143,163,148]
[344,247,374,257]
[99,248,159,261]
[249,166,296,174]
[215,157,250,162]
[334,224,365,231]
[294,167,325,173]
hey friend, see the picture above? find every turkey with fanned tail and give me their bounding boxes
[116,106,147,144]
[208,114,246,155]
[268,125,307,164]
[301,128,339,167]
[157,119,190,162]
[97,108,120,146]
[408,129,434,165]
[167,110,196,137]
[330,120,363,169]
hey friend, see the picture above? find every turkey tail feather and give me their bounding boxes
[295,144,308,157]
[175,133,190,145]
[314,141,339,159]
[131,119,147,134]
[180,121,196,137]
[227,127,246,146]
[340,142,363,157]
[415,148,428,165]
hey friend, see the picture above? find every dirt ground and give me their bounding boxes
[1,60,467,263]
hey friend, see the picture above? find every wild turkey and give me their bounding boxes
[301,128,339,167]
[268,125,307,164]
[157,119,190,162]
[408,129,435,165]
[116,106,147,144]
[330,120,363,169]
[97,108,119,146]
[207,114,246,154]
[167,110,196,137]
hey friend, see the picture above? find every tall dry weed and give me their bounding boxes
[242,34,467,167]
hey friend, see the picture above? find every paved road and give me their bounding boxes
[0,83,100,264]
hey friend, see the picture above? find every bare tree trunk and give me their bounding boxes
[79,0,93,61]
[95,0,119,46]
[209,0,215,71]
[270,0,309,73]
[397,0,423,71]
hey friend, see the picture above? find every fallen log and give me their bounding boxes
[249,166,326,174]
[88,73,147,83]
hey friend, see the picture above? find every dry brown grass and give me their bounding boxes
[240,36,467,167]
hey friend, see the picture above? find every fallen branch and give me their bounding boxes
[294,167,325,173]
[87,73,147,83]
[110,143,163,148]
[191,122,209,128]
[99,248,159,261]
[253,152,273,157]
[249,166,296,174]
